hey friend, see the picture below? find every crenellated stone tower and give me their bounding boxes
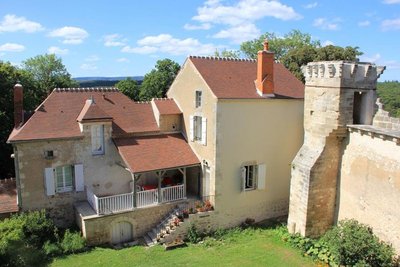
[287,61,385,237]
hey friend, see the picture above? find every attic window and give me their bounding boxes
[45,150,54,159]
[91,125,105,155]
[195,91,202,108]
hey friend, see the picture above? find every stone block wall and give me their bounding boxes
[373,99,400,131]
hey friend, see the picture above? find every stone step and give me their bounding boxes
[144,234,155,247]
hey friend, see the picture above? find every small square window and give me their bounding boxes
[45,150,54,159]
[195,91,202,108]
[242,165,257,190]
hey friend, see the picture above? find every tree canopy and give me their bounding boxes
[377,81,400,117]
[115,78,140,101]
[239,29,362,81]
[139,59,180,101]
[22,54,78,100]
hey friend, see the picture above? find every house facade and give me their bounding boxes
[7,42,305,245]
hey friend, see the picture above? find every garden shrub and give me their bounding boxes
[321,219,396,267]
[43,240,62,256]
[60,229,86,253]
[186,223,202,243]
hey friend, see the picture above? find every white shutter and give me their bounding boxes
[44,168,55,196]
[241,167,246,192]
[201,117,207,145]
[74,164,84,192]
[189,115,194,142]
[257,164,266,190]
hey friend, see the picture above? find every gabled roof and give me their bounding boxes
[77,99,112,122]
[114,133,200,173]
[8,88,159,142]
[188,56,304,99]
[153,98,182,115]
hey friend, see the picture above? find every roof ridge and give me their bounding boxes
[53,87,119,92]
[152,97,174,101]
[189,55,256,62]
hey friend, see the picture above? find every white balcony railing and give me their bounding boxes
[86,184,186,215]
[136,189,158,208]
[162,184,185,203]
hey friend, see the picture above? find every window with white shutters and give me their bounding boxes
[193,116,202,141]
[55,165,73,193]
[91,125,104,155]
[241,163,266,191]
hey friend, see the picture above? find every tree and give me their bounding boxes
[213,49,241,58]
[115,78,140,101]
[377,81,400,117]
[240,29,320,60]
[22,54,78,100]
[139,59,180,101]
[240,30,362,82]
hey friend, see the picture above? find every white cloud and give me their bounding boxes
[383,0,400,4]
[358,20,370,27]
[313,17,340,30]
[322,40,334,46]
[80,63,97,70]
[213,23,260,44]
[304,2,318,9]
[192,0,302,26]
[381,18,400,31]
[48,26,88,44]
[122,34,219,55]
[360,53,381,63]
[0,43,25,52]
[103,34,126,47]
[85,55,100,62]
[184,23,212,30]
[0,14,44,33]
[116,57,130,63]
[47,46,68,55]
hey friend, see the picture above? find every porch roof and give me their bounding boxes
[114,133,200,174]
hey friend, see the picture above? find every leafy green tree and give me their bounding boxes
[240,30,320,60]
[139,59,180,101]
[115,78,140,101]
[22,54,78,100]
[377,81,400,117]
[213,49,241,58]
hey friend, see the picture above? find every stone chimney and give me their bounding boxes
[13,83,23,128]
[256,39,274,96]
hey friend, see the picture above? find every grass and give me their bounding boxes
[51,226,317,267]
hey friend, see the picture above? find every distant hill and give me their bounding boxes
[73,76,143,87]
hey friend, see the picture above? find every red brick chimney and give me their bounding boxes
[14,83,23,128]
[256,39,274,96]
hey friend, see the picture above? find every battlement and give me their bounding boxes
[302,61,385,89]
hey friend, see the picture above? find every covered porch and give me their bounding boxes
[86,134,201,215]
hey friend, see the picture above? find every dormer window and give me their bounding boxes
[91,125,104,155]
[195,91,202,108]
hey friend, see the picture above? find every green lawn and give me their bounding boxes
[51,227,317,267]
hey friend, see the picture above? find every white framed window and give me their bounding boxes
[91,125,104,155]
[241,163,266,191]
[44,164,84,196]
[55,165,73,193]
[195,91,202,108]
[189,115,207,145]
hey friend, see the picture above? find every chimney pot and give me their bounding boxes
[263,39,269,51]
[13,83,24,128]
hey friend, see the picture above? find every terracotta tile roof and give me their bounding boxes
[8,88,159,142]
[77,99,113,122]
[153,98,182,115]
[0,179,18,214]
[188,56,304,99]
[114,134,200,173]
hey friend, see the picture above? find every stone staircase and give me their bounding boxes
[143,205,187,247]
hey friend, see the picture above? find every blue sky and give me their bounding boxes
[0,0,399,80]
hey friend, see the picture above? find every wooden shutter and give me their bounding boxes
[257,163,266,190]
[241,166,246,192]
[189,115,194,141]
[44,168,55,196]
[201,117,207,145]
[74,164,84,192]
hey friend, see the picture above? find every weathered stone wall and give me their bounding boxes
[14,122,131,226]
[338,128,400,253]
[288,61,385,237]
[373,99,400,131]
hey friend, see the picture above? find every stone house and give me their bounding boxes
[7,42,305,245]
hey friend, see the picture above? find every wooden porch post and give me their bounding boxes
[131,173,141,208]
[156,171,165,203]
[178,167,187,198]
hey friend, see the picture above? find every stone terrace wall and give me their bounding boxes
[338,126,400,253]
[373,99,400,131]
